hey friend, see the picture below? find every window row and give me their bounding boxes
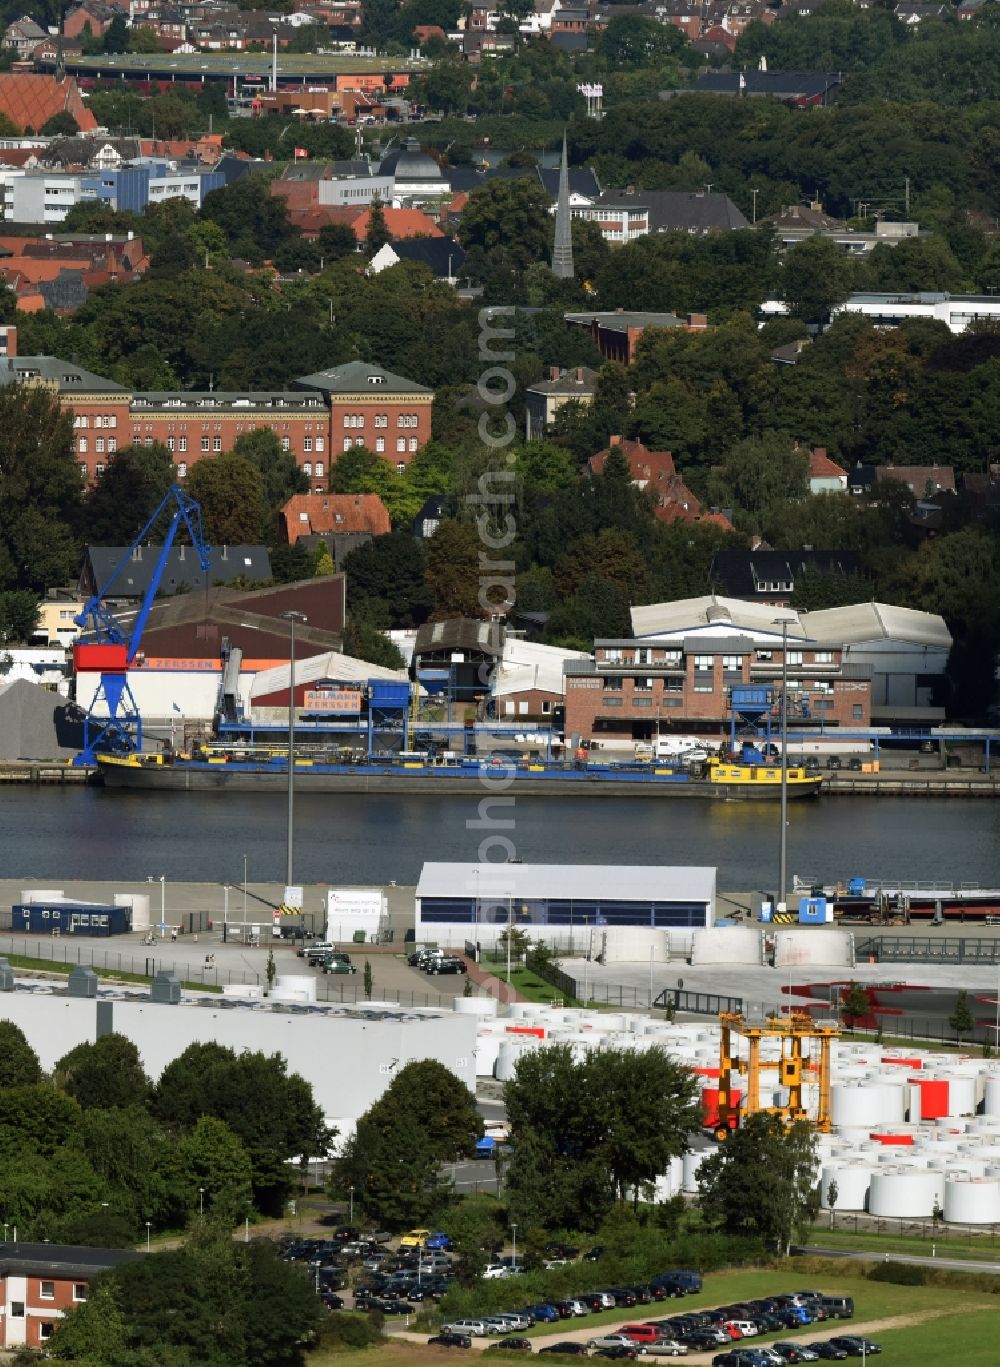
[77,437,117,454]
[73,413,117,429]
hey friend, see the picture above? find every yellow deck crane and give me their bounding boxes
[715,1010,839,1140]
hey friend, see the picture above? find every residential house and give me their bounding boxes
[367,235,463,279]
[572,188,749,241]
[807,447,848,494]
[525,365,599,439]
[279,492,391,543]
[709,548,863,605]
[690,69,843,105]
[564,309,708,364]
[2,16,48,59]
[876,465,956,497]
[413,493,447,539]
[79,544,273,602]
[588,436,732,528]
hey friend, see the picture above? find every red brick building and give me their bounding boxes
[0,1243,139,1350]
[0,356,432,485]
[280,492,391,543]
[563,598,872,746]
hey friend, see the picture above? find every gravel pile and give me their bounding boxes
[0,679,84,760]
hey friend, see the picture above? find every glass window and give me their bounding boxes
[722,655,743,671]
[73,1284,87,1301]
[343,438,352,452]
[814,651,834,664]
[78,436,88,452]
[786,650,803,665]
[303,462,312,476]
[281,437,290,451]
[201,436,209,451]
[177,462,187,477]
[852,704,863,721]
[303,437,312,452]
[343,415,351,429]
[10,1302,23,1318]
[603,675,623,691]
[396,438,406,452]
[40,1323,55,1341]
[166,436,175,451]
[95,463,105,476]
[213,437,222,452]
[376,438,384,452]
[178,436,187,452]
[694,655,713,671]
[107,437,117,453]
[315,436,324,452]
[396,461,406,474]
[315,461,324,477]
[40,1282,55,1300]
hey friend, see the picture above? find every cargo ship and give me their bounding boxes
[95,749,825,799]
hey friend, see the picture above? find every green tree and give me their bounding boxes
[343,533,431,627]
[40,111,79,136]
[46,1278,129,1364]
[81,443,176,545]
[317,222,359,263]
[152,1044,330,1214]
[697,1113,819,1255]
[410,56,473,114]
[424,518,483,618]
[459,177,553,271]
[0,589,39,641]
[148,231,197,280]
[503,1044,699,1228]
[790,566,874,611]
[0,385,81,593]
[0,1021,43,1086]
[711,436,809,524]
[103,13,128,52]
[334,1060,481,1228]
[177,1116,254,1224]
[200,177,294,258]
[232,428,308,523]
[781,236,855,325]
[949,989,974,1044]
[363,959,373,1000]
[184,453,267,544]
[54,1035,152,1111]
[365,193,392,257]
[839,981,870,1033]
[0,1086,82,1156]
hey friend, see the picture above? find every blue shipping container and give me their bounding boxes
[12,903,132,937]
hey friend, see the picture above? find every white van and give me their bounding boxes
[724,1320,758,1338]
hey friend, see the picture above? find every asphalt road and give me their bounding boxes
[792,1243,1000,1273]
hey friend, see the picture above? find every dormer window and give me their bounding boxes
[367,374,384,385]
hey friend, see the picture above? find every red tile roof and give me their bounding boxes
[808,446,847,479]
[0,73,97,134]
[281,493,392,542]
[589,437,678,487]
[349,207,443,241]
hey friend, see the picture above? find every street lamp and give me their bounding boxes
[223,884,230,944]
[145,1221,151,1252]
[199,1187,205,1218]
[243,853,248,927]
[511,1222,517,1273]
[772,618,791,912]
[159,875,166,940]
[282,611,307,893]
[348,1184,355,1224]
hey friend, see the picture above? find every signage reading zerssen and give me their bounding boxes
[325,888,386,942]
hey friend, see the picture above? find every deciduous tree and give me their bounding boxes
[184,453,267,545]
[54,1035,152,1112]
[698,1113,819,1254]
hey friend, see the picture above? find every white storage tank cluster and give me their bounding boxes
[456,999,1000,1222]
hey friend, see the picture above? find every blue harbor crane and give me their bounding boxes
[73,486,211,766]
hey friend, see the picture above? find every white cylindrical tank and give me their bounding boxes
[690,927,762,966]
[941,1073,978,1116]
[984,1076,1000,1116]
[820,1163,873,1211]
[454,996,497,1017]
[944,1177,1000,1224]
[682,1149,712,1194]
[475,1035,501,1077]
[832,1082,905,1129]
[272,975,317,1002]
[773,928,853,967]
[495,1039,543,1081]
[868,1168,941,1218]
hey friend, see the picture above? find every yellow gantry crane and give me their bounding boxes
[716,1010,839,1140]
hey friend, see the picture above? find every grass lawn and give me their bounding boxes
[5,953,221,993]
[871,1306,998,1365]
[807,1224,1000,1261]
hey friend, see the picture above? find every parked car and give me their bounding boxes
[322,956,357,974]
[588,1337,637,1352]
[442,1320,487,1337]
[400,1229,432,1247]
[427,956,467,975]
[489,1339,533,1352]
[380,1300,416,1315]
[526,1304,561,1324]
[773,1348,819,1364]
[594,1348,640,1361]
[545,1243,580,1261]
[583,1246,604,1262]
[320,1292,344,1310]
[539,1344,589,1357]
[428,1333,472,1349]
[826,1340,880,1358]
[426,1233,452,1250]
[810,1347,848,1361]
[642,1340,688,1357]
[554,1300,588,1318]
[482,1264,510,1280]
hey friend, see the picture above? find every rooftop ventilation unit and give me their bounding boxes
[151,970,182,1005]
[68,966,98,999]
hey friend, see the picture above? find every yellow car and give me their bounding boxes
[399,1229,431,1248]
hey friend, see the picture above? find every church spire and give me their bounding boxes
[551,130,574,280]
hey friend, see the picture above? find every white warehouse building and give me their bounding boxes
[415,862,716,956]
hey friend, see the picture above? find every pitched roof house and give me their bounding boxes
[280,493,391,544]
